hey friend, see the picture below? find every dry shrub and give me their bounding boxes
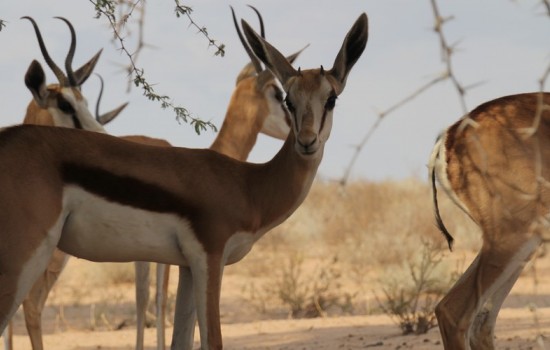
[375,240,458,334]
[243,178,481,320]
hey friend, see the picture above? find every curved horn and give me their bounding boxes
[54,17,78,87]
[246,5,265,39]
[230,6,263,74]
[21,16,69,86]
[94,74,128,126]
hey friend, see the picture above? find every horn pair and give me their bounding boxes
[21,16,101,88]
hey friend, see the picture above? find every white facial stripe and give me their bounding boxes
[56,89,106,133]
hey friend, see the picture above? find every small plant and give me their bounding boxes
[249,253,355,318]
[375,240,457,335]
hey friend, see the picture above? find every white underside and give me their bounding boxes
[58,186,204,266]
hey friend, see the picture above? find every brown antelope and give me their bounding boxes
[6,8,304,350]
[133,6,306,350]
[0,12,368,350]
[430,92,550,349]
[3,16,127,350]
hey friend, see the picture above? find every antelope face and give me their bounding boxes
[258,79,291,140]
[241,12,369,159]
[284,70,337,158]
[24,60,105,132]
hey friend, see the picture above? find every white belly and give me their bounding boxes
[58,186,203,265]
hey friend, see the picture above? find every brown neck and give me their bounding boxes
[246,131,322,235]
[209,77,267,161]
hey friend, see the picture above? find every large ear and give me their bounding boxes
[241,19,297,89]
[24,60,49,107]
[329,13,368,95]
[235,45,308,85]
[73,49,103,86]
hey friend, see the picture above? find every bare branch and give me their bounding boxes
[430,0,468,114]
[339,0,471,185]
[0,19,6,31]
[339,73,448,186]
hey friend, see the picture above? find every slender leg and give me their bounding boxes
[156,263,170,350]
[436,235,540,350]
[22,248,69,350]
[3,322,13,350]
[469,236,541,350]
[135,261,151,350]
[171,266,196,350]
[196,255,224,350]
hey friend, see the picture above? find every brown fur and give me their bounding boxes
[434,92,550,349]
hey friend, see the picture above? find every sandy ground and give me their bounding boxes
[4,252,550,350]
[5,308,550,350]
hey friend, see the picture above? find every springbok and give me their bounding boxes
[0,12,368,350]
[132,6,306,350]
[430,92,550,349]
[6,8,304,350]
[3,16,127,350]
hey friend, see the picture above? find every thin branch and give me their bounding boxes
[430,0,468,114]
[339,73,448,186]
[339,0,472,185]
[89,0,217,134]
[541,0,550,16]
[0,19,6,31]
[174,1,225,57]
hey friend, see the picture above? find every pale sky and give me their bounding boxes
[0,0,548,181]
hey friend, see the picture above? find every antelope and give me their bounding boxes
[430,92,550,349]
[5,8,305,350]
[2,16,127,350]
[132,6,306,350]
[0,12,368,350]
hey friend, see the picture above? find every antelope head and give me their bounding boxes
[242,13,369,158]
[22,16,126,131]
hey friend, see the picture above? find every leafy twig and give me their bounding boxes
[89,0,217,134]
[174,1,226,57]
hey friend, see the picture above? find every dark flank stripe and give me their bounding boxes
[61,162,196,218]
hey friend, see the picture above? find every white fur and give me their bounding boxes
[58,186,204,266]
[430,133,473,219]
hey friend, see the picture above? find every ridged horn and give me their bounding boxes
[21,16,69,86]
[54,17,78,87]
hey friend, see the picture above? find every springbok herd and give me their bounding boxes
[0,7,549,350]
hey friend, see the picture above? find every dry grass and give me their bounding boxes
[237,178,481,319]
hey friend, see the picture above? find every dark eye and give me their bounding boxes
[325,95,337,111]
[285,96,295,113]
[273,86,283,103]
[57,95,75,115]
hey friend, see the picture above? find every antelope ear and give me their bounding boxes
[286,44,309,65]
[73,49,103,86]
[235,45,308,86]
[241,19,297,90]
[328,13,368,95]
[24,60,49,107]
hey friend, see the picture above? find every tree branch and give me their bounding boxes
[89,0,218,134]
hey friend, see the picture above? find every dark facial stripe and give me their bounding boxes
[61,162,197,217]
[71,115,83,129]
